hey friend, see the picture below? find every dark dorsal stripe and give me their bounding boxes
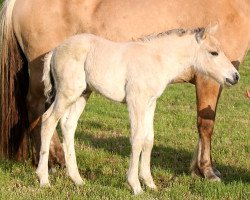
[136,27,205,42]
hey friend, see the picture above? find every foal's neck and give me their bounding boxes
[140,35,199,84]
[154,34,198,68]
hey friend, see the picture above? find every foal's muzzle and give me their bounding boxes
[225,72,240,86]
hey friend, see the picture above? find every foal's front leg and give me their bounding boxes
[127,95,156,194]
[139,99,157,189]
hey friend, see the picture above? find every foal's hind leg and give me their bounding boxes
[37,91,85,186]
[139,99,157,190]
[27,59,65,167]
[60,94,90,185]
[36,98,69,186]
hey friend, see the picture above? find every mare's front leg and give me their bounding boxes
[60,94,91,185]
[191,75,222,181]
[28,60,65,167]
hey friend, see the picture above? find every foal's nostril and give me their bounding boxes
[234,72,240,83]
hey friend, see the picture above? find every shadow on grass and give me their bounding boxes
[76,127,250,185]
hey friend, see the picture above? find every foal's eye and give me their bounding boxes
[209,51,219,56]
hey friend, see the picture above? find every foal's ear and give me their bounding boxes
[195,28,206,43]
[195,22,219,43]
[205,22,219,35]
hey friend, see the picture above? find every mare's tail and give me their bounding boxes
[0,0,29,160]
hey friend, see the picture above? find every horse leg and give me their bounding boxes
[139,99,157,190]
[28,60,65,167]
[36,102,59,186]
[36,88,84,186]
[127,94,151,195]
[60,94,90,185]
[191,75,222,181]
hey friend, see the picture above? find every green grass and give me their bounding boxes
[0,53,249,199]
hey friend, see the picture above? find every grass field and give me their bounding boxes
[0,53,249,199]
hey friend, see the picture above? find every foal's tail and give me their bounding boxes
[0,0,29,160]
[28,51,55,134]
[42,51,54,103]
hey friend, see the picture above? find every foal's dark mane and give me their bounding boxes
[136,27,205,42]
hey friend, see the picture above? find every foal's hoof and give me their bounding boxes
[129,181,143,195]
[36,171,50,187]
[142,179,157,190]
[70,173,85,186]
[74,177,85,186]
[40,180,51,187]
[147,182,157,191]
[133,187,144,196]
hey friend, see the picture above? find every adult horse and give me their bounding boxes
[0,0,250,181]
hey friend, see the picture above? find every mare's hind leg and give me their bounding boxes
[139,99,157,189]
[191,75,222,181]
[60,93,91,185]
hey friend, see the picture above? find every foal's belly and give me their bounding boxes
[88,80,126,103]
[85,66,127,102]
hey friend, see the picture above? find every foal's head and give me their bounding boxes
[194,24,239,86]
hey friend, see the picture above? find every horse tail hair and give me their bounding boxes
[0,0,29,160]
[42,51,54,103]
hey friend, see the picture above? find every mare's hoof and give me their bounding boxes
[207,174,221,182]
[212,167,221,178]
[191,167,203,178]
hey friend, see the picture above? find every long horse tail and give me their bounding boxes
[0,0,29,160]
[42,51,55,103]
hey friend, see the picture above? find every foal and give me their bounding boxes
[36,25,239,194]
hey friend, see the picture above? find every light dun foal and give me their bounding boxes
[37,25,239,194]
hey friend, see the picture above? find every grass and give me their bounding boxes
[0,53,249,199]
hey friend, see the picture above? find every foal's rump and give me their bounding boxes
[43,34,128,103]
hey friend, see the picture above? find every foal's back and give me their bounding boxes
[52,34,169,102]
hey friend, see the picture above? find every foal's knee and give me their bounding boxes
[141,139,152,153]
[130,135,144,149]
